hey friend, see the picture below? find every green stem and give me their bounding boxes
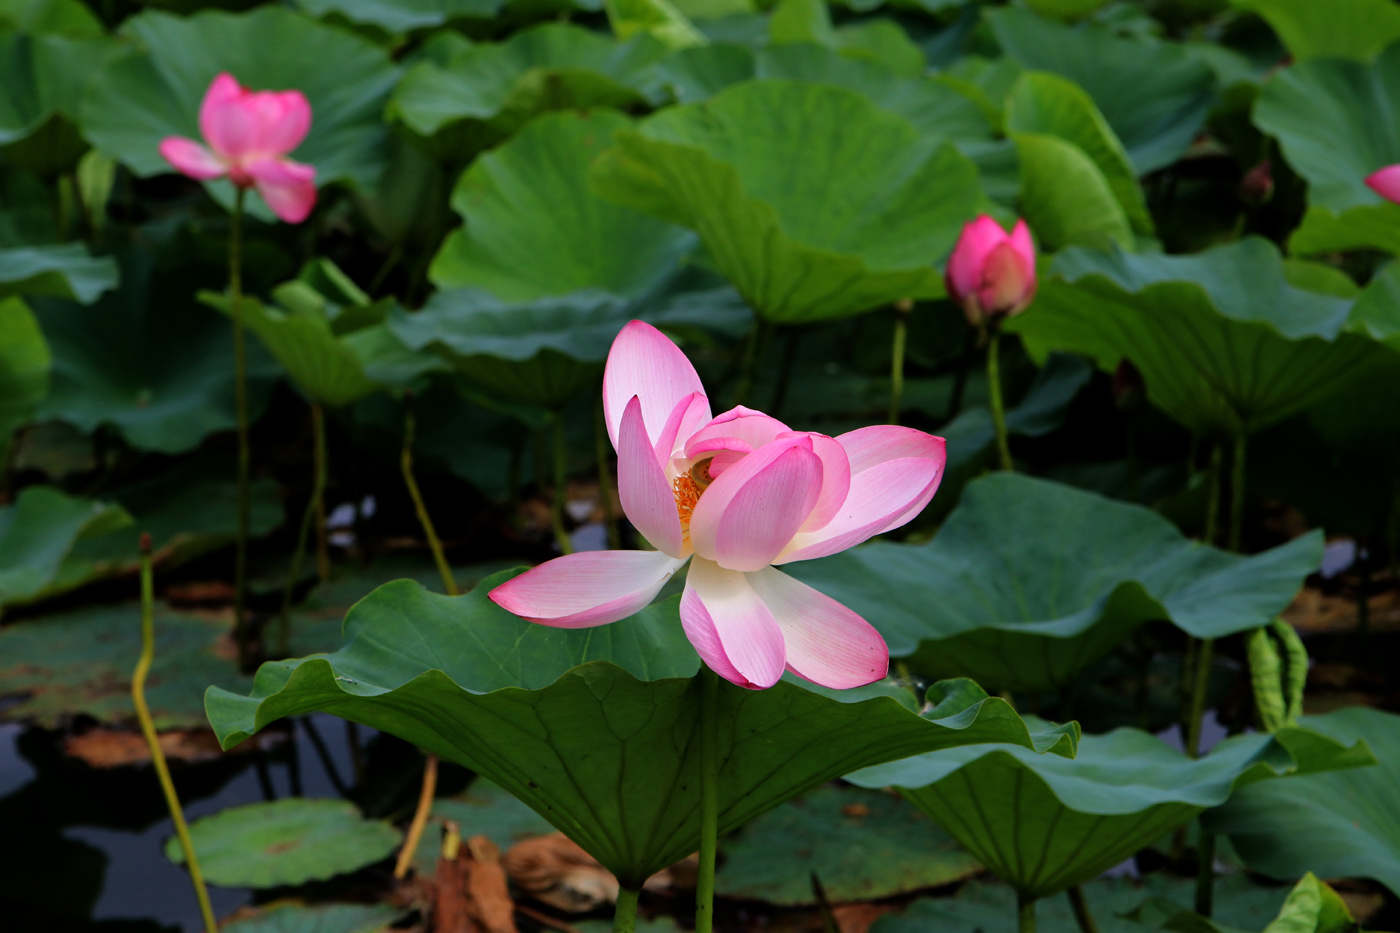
[230,188,251,669]
[1195,830,1216,917]
[1018,892,1037,933]
[888,300,911,425]
[1187,637,1215,758]
[614,886,640,933]
[401,394,458,597]
[595,399,621,551]
[696,666,720,933]
[277,401,328,656]
[551,411,575,556]
[731,318,771,408]
[133,534,218,933]
[946,327,976,424]
[1067,886,1098,933]
[987,329,1013,472]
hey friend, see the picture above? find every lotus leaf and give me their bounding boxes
[206,569,1078,888]
[987,7,1216,173]
[166,798,402,888]
[0,243,117,304]
[787,473,1323,692]
[1009,238,1384,437]
[0,30,114,156]
[591,80,986,323]
[1013,131,1133,250]
[1230,0,1400,62]
[0,486,129,611]
[1206,706,1400,897]
[223,903,404,933]
[850,721,1372,899]
[429,110,696,302]
[607,0,706,49]
[294,0,499,33]
[1131,873,1362,933]
[0,296,48,454]
[0,0,104,37]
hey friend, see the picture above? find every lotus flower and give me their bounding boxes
[159,73,317,224]
[1366,165,1400,205]
[945,215,1037,327]
[489,321,947,690]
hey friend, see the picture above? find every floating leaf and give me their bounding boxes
[294,0,500,33]
[207,569,1078,889]
[0,486,129,612]
[1206,707,1400,897]
[166,799,402,888]
[715,783,981,905]
[851,722,1372,898]
[0,296,49,454]
[788,473,1323,692]
[1231,0,1400,62]
[429,110,695,302]
[1009,238,1384,437]
[0,243,117,304]
[591,80,985,323]
[223,903,404,933]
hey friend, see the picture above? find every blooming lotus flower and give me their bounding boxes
[1366,165,1400,205]
[489,321,947,690]
[159,73,317,224]
[945,215,1037,327]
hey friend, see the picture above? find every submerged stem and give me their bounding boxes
[393,752,438,879]
[696,666,720,933]
[134,534,218,933]
[987,329,1013,472]
[230,188,251,668]
[613,886,640,933]
[551,411,574,556]
[889,299,911,425]
[401,394,458,597]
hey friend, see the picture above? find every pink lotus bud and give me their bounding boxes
[945,215,1037,327]
[1366,164,1400,205]
[158,73,318,224]
[1239,159,1274,207]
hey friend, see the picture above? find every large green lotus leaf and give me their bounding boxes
[1231,0,1400,62]
[294,0,499,33]
[658,43,993,141]
[32,253,280,454]
[714,783,981,905]
[850,722,1372,899]
[0,243,117,304]
[430,110,696,302]
[1009,238,1383,437]
[79,8,398,209]
[0,296,49,453]
[0,31,114,151]
[223,903,404,933]
[1005,71,1151,235]
[1013,131,1133,251]
[787,473,1323,693]
[1253,45,1400,254]
[388,23,668,139]
[1350,258,1400,349]
[591,81,985,323]
[206,569,1079,888]
[0,0,104,37]
[166,798,402,888]
[987,7,1216,174]
[0,486,129,611]
[1205,707,1400,897]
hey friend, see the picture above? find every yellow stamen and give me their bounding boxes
[674,474,700,545]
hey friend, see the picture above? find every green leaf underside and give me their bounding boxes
[207,569,1077,887]
[787,473,1322,692]
[850,721,1373,898]
[0,486,129,609]
[590,80,984,323]
[1009,238,1382,436]
[1206,706,1400,898]
[165,798,402,888]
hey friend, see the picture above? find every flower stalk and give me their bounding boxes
[888,298,912,426]
[230,187,252,668]
[277,400,328,656]
[987,329,1013,472]
[696,665,720,933]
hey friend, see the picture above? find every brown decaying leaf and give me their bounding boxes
[434,834,518,933]
[831,902,897,933]
[502,833,696,913]
[1283,586,1400,635]
[63,728,228,767]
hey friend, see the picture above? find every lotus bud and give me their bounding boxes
[945,215,1037,328]
[1239,159,1274,207]
[1366,164,1400,205]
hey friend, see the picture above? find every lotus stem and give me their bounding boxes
[277,401,329,656]
[889,299,912,425]
[696,665,720,933]
[595,399,621,551]
[551,411,574,556]
[133,533,218,933]
[230,187,252,669]
[1017,891,1037,933]
[732,318,771,408]
[400,393,458,597]
[1195,830,1216,917]
[987,329,1013,472]
[1067,885,1098,933]
[1186,637,1214,758]
[613,885,640,933]
[393,752,438,879]
[946,327,976,424]
[1184,440,1225,757]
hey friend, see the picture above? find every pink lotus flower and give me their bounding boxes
[159,73,317,224]
[1366,165,1400,205]
[489,321,946,690]
[945,215,1037,327]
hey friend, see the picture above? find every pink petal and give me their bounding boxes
[653,391,712,466]
[841,424,947,473]
[200,72,256,161]
[797,433,851,532]
[976,241,1036,318]
[689,436,823,572]
[680,557,786,689]
[247,157,318,224]
[603,321,706,451]
[944,214,1007,306]
[1366,164,1400,204]
[683,406,791,472]
[489,549,687,628]
[248,89,311,156]
[747,566,888,689]
[618,395,685,558]
[1010,218,1036,269]
[158,137,226,180]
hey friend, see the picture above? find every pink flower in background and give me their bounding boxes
[159,73,317,224]
[489,321,946,691]
[1366,165,1400,205]
[945,215,1037,327]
